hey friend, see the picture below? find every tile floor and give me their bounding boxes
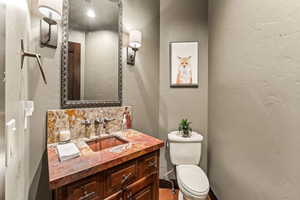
[159,188,212,200]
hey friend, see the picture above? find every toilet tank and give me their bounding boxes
[168,131,203,166]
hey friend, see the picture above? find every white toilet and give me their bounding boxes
[168,131,209,200]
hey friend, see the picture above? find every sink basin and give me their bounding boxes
[87,136,128,152]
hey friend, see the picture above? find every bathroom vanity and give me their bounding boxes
[47,130,164,200]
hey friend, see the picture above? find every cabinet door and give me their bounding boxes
[124,174,156,200]
[104,161,138,197]
[138,152,158,178]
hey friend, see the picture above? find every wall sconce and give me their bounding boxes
[38,0,62,48]
[127,30,142,65]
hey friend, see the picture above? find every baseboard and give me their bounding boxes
[159,179,219,200]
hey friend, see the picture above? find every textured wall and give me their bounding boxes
[159,0,208,178]
[0,4,5,199]
[123,0,160,137]
[5,0,31,199]
[27,14,62,200]
[209,0,300,199]
[0,4,5,112]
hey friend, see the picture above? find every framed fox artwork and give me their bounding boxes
[169,41,199,88]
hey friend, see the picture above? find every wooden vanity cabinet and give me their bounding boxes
[53,151,160,200]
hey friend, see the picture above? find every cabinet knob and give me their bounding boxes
[79,191,96,200]
[127,191,132,199]
[121,172,132,185]
[148,161,157,168]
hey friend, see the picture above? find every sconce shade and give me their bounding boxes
[129,30,142,49]
[38,0,62,21]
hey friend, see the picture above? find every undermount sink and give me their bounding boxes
[87,136,129,152]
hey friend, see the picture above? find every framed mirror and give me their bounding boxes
[61,0,123,108]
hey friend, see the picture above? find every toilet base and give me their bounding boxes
[178,191,184,200]
[178,190,208,200]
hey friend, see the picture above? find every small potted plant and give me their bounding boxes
[178,119,192,137]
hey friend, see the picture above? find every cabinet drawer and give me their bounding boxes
[105,161,138,196]
[138,152,158,177]
[63,175,102,200]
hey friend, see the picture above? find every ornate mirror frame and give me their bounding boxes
[61,0,123,108]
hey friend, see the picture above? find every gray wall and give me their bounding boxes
[0,4,5,112]
[159,0,208,178]
[208,0,300,199]
[5,0,31,199]
[0,4,5,200]
[85,30,119,101]
[123,0,160,137]
[27,14,61,200]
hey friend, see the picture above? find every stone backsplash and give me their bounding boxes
[47,106,132,144]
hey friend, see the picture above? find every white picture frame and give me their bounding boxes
[170,41,199,88]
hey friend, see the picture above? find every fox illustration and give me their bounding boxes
[176,56,192,84]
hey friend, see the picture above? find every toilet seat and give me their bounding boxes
[176,165,209,198]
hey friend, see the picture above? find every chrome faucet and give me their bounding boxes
[94,117,115,135]
[94,118,102,127]
[81,119,92,127]
[94,118,103,136]
[81,119,92,138]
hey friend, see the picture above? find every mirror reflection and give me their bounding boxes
[67,0,120,101]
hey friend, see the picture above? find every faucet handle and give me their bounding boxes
[103,117,115,123]
[101,118,116,134]
[81,119,92,127]
[94,118,103,126]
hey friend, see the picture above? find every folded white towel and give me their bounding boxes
[57,143,80,161]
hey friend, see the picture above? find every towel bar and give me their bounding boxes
[21,39,47,84]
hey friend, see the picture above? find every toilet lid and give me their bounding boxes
[177,165,209,196]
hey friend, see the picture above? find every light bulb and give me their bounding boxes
[87,9,96,18]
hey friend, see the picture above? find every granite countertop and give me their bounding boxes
[47,129,164,190]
